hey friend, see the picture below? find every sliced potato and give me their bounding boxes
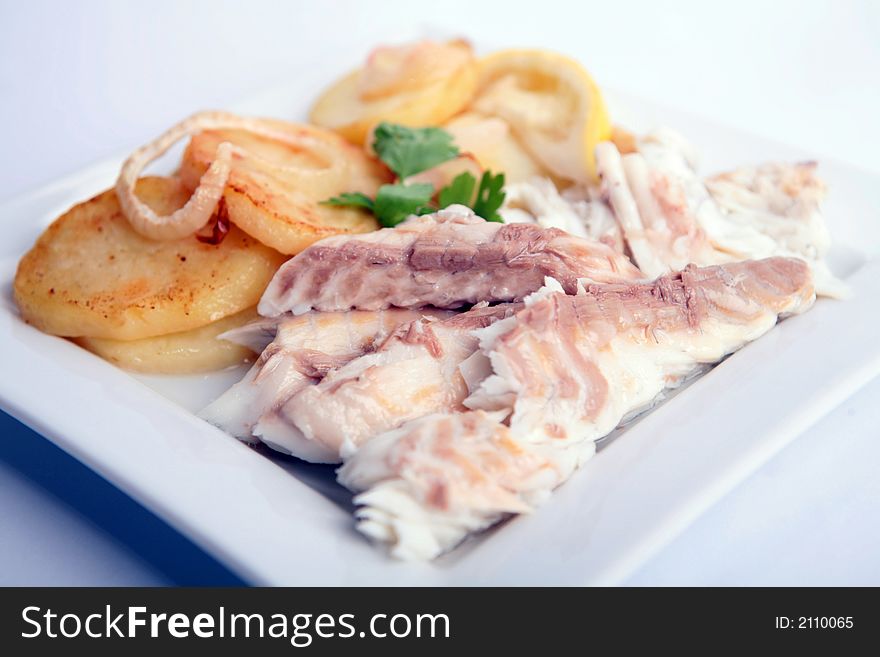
[309,40,478,145]
[14,176,287,340]
[179,120,388,255]
[473,49,612,183]
[76,307,258,374]
[444,112,548,184]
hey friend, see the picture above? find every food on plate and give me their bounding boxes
[595,129,845,296]
[257,206,643,317]
[179,118,388,254]
[472,49,612,183]
[12,35,850,563]
[14,176,286,341]
[339,257,815,559]
[75,307,259,374]
[199,307,452,457]
[274,303,519,463]
[310,40,478,144]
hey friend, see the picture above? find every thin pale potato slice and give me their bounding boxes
[76,307,258,374]
[309,40,478,145]
[179,120,388,255]
[444,112,548,184]
[14,176,287,340]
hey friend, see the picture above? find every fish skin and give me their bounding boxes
[258,205,642,317]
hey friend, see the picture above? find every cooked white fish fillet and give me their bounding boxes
[501,177,625,253]
[704,161,846,294]
[278,303,520,463]
[595,135,718,276]
[467,257,815,443]
[338,410,559,561]
[199,308,447,461]
[595,129,845,296]
[339,257,815,559]
[561,183,626,254]
[258,205,642,317]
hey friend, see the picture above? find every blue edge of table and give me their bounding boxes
[0,409,246,586]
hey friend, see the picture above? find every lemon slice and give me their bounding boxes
[472,49,611,183]
[310,40,478,145]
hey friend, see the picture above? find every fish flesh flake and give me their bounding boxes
[595,130,845,297]
[279,304,520,463]
[199,308,449,461]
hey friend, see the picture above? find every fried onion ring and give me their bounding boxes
[116,111,349,241]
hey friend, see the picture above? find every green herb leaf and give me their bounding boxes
[438,172,477,209]
[322,125,508,227]
[472,171,506,222]
[373,183,435,227]
[321,192,375,211]
[373,123,460,179]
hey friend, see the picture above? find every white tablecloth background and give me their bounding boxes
[1,0,878,585]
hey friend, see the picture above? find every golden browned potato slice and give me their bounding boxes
[309,40,478,145]
[14,177,287,340]
[179,120,388,255]
[76,307,258,374]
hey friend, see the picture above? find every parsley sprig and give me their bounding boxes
[323,122,505,227]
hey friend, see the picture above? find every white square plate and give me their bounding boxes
[2,74,879,585]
